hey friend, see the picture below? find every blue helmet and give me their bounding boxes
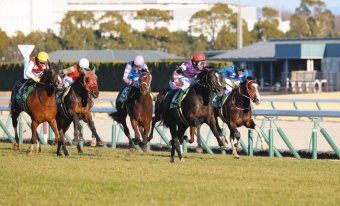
[236,62,247,71]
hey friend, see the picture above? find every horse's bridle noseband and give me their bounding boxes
[232,80,258,110]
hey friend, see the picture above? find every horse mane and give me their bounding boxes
[70,72,89,107]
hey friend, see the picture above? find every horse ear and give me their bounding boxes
[92,66,96,74]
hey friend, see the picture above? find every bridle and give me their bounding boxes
[231,80,257,110]
[196,71,220,93]
[139,72,151,93]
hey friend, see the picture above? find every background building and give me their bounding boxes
[0,0,287,36]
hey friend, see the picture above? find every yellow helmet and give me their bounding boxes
[37,51,49,63]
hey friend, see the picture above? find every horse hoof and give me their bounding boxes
[221,137,228,145]
[233,155,240,159]
[196,147,203,153]
[219,145,228,151]
[142,145,148,153]
[170,157,175,163]
[57,152,63,156]
[96,141,104,147]
[64,151,70,156]
[261,143,268,151]
[179,158,185,163]
[26,150,32,156]
[13,143,19,151]
[72,139,79,145]
[78,149,84,154]
[234,142,241,149]
[38,147,42,153]
[47,140,54,145]
[232,152,240,159]
[91,139,96,147]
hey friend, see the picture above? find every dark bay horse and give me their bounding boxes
[56,70,102,154]
[215,76,268,158]
[110,71,153,152]
[154,69,225,162]
[10,62,65,155]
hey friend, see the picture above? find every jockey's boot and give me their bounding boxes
[170,91,180,108]
[213,96,222,109]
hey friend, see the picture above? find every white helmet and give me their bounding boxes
[134,55,145,67]
[79,58,90,70]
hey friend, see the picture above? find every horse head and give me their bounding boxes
[240,76,261,105]
[83,70,99,98]
[196,69,223,97]
[40,61,62,88]
[138,70,151,95]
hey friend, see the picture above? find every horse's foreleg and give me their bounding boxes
[195,124,203,153]
[87,119,103,147]
[49,119,68,156]
[254,125,268,151]
[71,116,80,145]
[208,117,228,150]
[229,125,240,159]
[148,116,158,142]
[140,123,151,152]
[27,121,38,155]
[131,118,141,145]
[169,125,177,163]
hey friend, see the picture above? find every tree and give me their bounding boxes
[0,28,11,61]
[252,7,284,40]
[189,3,234,49]
[59,11,96,49]
[287,0,335,37]
[98,12,136,48]
[135,9,171,29]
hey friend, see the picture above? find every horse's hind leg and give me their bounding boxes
[11,108,21,151]
[169,125,177,163]
[148,116,158,142]
[229,126,240,159]
[195,125,203,153]
[50,119,68,156]
[86,117,103,147]
[208,117,228,150]
[120,118,134,150]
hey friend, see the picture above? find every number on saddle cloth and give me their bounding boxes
[118,86,131,103]
[16,80,35,102]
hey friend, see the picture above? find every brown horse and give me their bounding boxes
[10,62,65,155]
[110,71,153,152]
[153,69,225,162]
[215,76,268,158]
[56,70,102,154]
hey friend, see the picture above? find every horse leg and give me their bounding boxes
[254,125,268,151]
[131,118,141,145]
[11,109,21,151]
[76,122,84,153]
[87,118,103,147]
[49,119,68,156]
[27,120,38,155]
[148,116,158,142]
[71,116,80,145]
[215,116,228,145]
[195,125,203,153]
[120,118,134,150]
[208,117,228,150]
[189,127,195,144]
[229,125,240,159]
[140,123,150,152]
[169,125,177,163]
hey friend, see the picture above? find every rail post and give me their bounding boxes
[111,122,117,149]
[310,118,318,160]
[248,129,253,156]
[268,117,274,157]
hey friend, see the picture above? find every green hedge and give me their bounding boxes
[0,61,232,92]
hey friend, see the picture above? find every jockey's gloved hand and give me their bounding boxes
[32,77,40,82]
[131,81,139,87]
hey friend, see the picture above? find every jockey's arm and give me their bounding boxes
[122,63,133,85]
[62,65,77,75]
[25,61,38,80]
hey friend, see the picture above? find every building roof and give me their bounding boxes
[210,37,340,61]
[49,49,183,62]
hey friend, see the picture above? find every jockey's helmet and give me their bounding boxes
[37,51,49,63]
[79,58,90,70]
[237,62,247,71]
[192,51,206,62]
[134,55,145,68]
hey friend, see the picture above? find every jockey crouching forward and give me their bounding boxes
[62,58,91,88]
[214,62,249,108]
[116,55,151,110]
[169,51,206,108]
[19,51,53,99]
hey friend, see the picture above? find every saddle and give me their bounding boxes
[213,92,230,109]
[169,88,189,109]
[16,80,36,108]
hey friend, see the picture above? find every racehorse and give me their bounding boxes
[154,69,225,162]
[110,71,153,152]
[56,70,102,154]
[10,61,65,155]
[215,76,268,158]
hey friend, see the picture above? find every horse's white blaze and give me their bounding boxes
[252,83,261,102]
[215,73,222,86]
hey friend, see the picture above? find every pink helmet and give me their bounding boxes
[134,55,145,67]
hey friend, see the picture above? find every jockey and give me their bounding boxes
[116,55,150,106]
[169,51,206,90]
[218,62,249,94]
[25,51,50,82]
[62,58,91,87]
[169,51,206,107]
[213,62,249,108]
